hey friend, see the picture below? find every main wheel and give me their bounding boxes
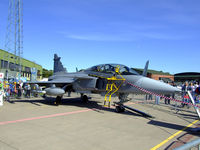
[81,95,88,103]
[55,96,62,106]
[115,106,125,113]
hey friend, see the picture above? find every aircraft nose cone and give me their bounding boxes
[135,77,181,95]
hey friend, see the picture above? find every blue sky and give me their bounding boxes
[0,0,200,74]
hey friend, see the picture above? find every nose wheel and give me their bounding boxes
[115,105,125,113]
[114,102,153,118]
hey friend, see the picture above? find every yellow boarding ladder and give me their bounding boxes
[104,66,126,107]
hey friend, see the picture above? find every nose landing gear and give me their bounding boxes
[115,105,125,113]
[114,101,153,118]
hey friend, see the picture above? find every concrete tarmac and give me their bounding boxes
[0,93,199,150]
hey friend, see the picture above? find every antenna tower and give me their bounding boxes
[4,0,23,78]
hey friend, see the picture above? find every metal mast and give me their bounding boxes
[4,0,23,79]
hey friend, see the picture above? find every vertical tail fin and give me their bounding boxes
[142,60,149,76]
[53,54,67,74]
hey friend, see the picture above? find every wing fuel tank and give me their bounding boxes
[44,87,65,96]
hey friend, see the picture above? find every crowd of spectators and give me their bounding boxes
[145,81,200,107]
[0,80,37,101]
[181,81,200,108]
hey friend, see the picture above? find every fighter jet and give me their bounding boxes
[30,54,180,114]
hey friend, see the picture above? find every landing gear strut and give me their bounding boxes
[55,96,62,105]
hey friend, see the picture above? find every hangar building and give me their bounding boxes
[0,49,42,80]
[174,72,200,82]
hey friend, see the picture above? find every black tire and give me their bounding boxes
[42,94,46,98]
[55,96,62,106]
[81,95,88,103]
[115,106,125,113]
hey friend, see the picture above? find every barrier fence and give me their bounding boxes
[126,81,200,109]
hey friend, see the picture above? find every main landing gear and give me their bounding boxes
[55,96,62,106]
[81,94,89,103]
[54,94,89,106]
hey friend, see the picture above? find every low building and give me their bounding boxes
[0,49,42,80]
[174,72,200,83]
[134,68,174,82]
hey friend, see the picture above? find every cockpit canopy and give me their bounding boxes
[86,64,139,75]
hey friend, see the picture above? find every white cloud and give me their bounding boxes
[140,32,189,40]
[66,34,134,42]
[60,30,190,41]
